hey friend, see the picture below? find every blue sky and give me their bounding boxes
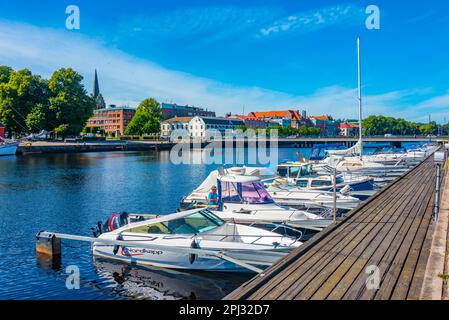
[0,0,448,122]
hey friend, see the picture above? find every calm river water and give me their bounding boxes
[0,148,309,300]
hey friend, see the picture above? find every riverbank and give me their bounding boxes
[15,137,443,156]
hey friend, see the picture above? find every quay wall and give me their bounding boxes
[17,142,174,155]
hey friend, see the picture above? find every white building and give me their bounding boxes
[160,117,193,139]
[188,116,245,138]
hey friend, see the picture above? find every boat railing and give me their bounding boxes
[198,233,301,247]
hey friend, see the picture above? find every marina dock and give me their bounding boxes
[226,153,447,300]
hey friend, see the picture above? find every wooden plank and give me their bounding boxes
[257,162,431,300]
[227,159,427,300]
[290,168,431,300]
[311,164,434,300]
[234,171,415,300]
[370,179,435,300]
[392,168,439,299]
[335,165,435,300]
[225,156,436,300]
[398,202,435,299]
[362,171,435,299]
[411,169,448,299]
[305,162,434,299]
[255,166,423,300]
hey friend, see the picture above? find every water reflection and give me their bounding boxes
[93,259,252,300]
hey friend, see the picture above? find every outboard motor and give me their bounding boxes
[102,212,129,233]
[91,221,103,237]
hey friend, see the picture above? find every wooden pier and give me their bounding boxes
[226,154,444,300]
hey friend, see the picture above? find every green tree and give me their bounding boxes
[0,66,13,84]
[125,98,163,135]
[306,127,321,136]
[297,126,307,136]
[236,125,248,132]
[47,68,95,136]
[0,68,48,135]
[419,122,438,135]
[26,103,48,132]
[54,124,69,138]
[363,115,422,136]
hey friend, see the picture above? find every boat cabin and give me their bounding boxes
[218,174,275,208]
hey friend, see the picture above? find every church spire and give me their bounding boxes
[92,69,106,110]
[93,69,100,98]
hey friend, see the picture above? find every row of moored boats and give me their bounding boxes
[91,142,439,272]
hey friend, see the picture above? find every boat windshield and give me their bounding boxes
[241,182,275,204]
[277,166,288,177]
[220,181,274,204]
[277,164,313,178]
[126,210,225,235]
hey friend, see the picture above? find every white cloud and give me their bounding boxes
[258,4,363,38]
[119,6,283,42]
[0,20,446,122]
[416,91,449,110]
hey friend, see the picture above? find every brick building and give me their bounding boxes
[86,105,136,137]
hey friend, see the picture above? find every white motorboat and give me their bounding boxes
[181,167,333,231]
[274,162,374,193]
[335,148,424,166]
[93,209,302,272]
[265,184,361,211]
[0,138,18,156]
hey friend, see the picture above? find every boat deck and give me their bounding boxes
[226,154,440,300]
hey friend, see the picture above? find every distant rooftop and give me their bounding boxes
[310,116,334,121]
[340,123,359,129]
[96,105,136,112]
[161,102,209,112]
[249,110,302,121]
[196,116,244,126]
[162,116,194,123]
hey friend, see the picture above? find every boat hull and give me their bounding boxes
[0,143,18,156]
[93,243,286,272]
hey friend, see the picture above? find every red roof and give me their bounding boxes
[250,110,301,121]
[310,115,333,121]
[340,123,359,129]
[228,115,260,121]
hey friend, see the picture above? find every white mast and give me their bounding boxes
[357,37,363,159]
